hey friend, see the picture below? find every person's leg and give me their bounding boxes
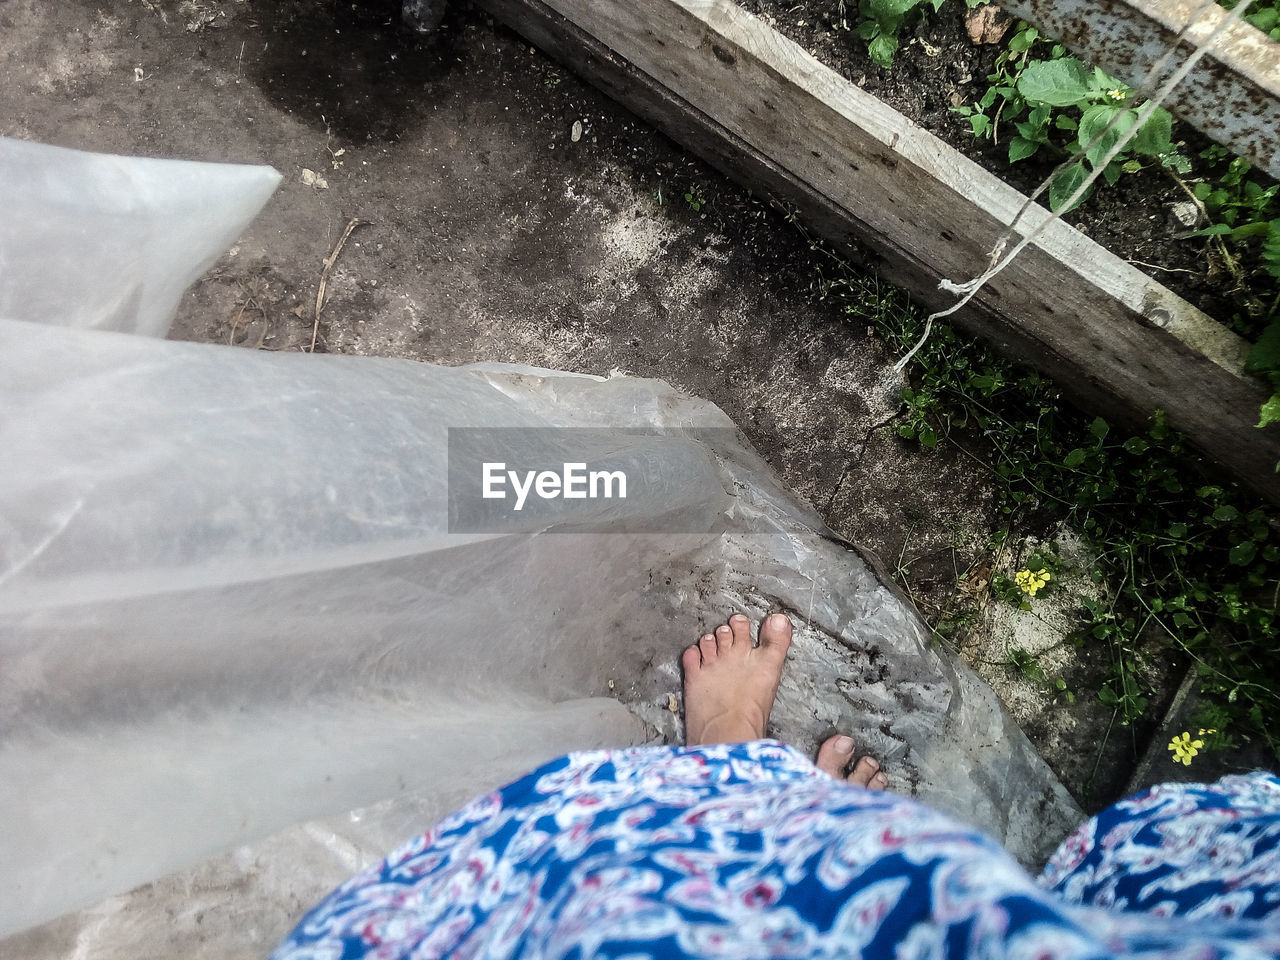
[1041,772,1280,921]
[276,612,1280,959]
[682,611,887,790]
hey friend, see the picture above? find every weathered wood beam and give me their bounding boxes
[474,0,1280,503]
[1002,0,1280,181]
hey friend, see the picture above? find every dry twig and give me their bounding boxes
[310,217,367,353]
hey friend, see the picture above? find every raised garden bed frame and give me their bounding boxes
[473,0,1280,504]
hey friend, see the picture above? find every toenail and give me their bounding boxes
[875,772,888,784]
[834,735,854,754]
[716,625,730,633]
[864,757,879,771]
[730,614,748,623]
[768,613,789,629]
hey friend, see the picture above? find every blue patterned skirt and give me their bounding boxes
[273,741,1280,959]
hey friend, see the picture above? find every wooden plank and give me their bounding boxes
[474,0,1280,503]
[1002,0,1280,181]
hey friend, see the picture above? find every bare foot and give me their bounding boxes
[681,613,792,745]
[814,734,888,790]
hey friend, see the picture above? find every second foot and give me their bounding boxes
[815,734,888,790]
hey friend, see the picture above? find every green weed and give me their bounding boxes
[950,23,1185,211]
[797,238,1280,760]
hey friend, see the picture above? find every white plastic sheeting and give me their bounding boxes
[0,140,1081,946]
[0,138,281,336]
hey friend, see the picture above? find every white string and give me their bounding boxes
[893,0,1254,373]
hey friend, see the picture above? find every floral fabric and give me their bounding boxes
[273,741,1280,959]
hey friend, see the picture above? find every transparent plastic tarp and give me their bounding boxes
[0,139,1081,946]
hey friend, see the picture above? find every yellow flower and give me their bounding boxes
[1168,731,1204,765]
[1107,89,1126,101]
[1014,568,1051,597]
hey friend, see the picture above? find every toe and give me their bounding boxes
[759,613,793,658]
[701,632,720,661]
[869,771,888,792]
[847,755,881,788]
[815,734,855,779]
[727,614,751,649]
[682,644,703,673]
[714,624,733,653]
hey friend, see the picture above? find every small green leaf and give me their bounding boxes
[1214,504,1240,522]
[1248,6,1279,30]
[1008,136,1039,162]
[1168,522,1188,538]
[1064,448,1088,468]
[919,425,939,448]
[1016,58,1092,106]
[1048,161,1091,213]
[1229,541,1257,566]
[868,32,899,67]
[1248,6,1279,31]
[863,0,924,21]
[1123,437,1148,454]
[1014,120,1042,141]
[1078,104,1136,167]
[1089,417,1109,440]
[1245,323,1280,375]
[1257,394,1280,428]
[1132,107,1173,156]
[1054,115,1078,131]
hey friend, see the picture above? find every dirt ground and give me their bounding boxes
[0,0,1197,948]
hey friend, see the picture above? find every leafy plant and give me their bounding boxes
[951,25,1185,211]
[856,0,946,67]
[825,0,1280,760]
[1240,221,1280,433]
[796,239,1280,761]
[1191,151,1279,233]
[1223,0,1280,39]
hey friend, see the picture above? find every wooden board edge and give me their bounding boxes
[473,0,1280,504]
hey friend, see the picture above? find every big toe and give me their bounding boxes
[759,613,793,658]
[815,734,856,778]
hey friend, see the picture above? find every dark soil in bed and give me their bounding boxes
[737,0,1261,331]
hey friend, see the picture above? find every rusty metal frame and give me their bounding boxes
[1002,0,1280,180]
